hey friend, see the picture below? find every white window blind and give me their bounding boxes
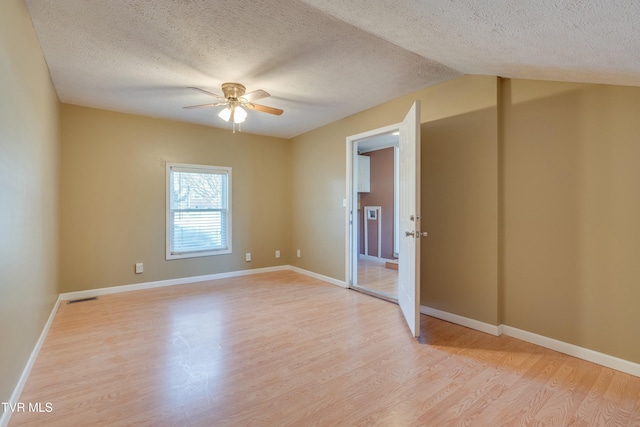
[166,163,232,259]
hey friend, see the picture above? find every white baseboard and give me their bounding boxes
[59,265,290,301]
[288,266,347,288]
[1,296,61,427]
[420,305,501,336]
[501,325,640,378]
[59,265,347,303]
[420,305,640,378]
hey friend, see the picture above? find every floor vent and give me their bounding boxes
[67,296,98,304]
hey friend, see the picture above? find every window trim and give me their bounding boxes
[166,162,232,260]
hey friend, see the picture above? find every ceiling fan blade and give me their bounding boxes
[188,87,225,100]
[183,102,225,109]
[246,103,284,116]
[242,89,270,102]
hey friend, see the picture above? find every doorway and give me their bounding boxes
[345,100,422,337]
[347,127,400,302]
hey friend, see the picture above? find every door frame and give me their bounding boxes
[345,123,400,289]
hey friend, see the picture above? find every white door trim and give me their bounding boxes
[345,123,400,288]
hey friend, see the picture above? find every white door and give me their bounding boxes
[398,101,422,337]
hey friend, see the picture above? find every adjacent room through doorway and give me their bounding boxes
[351,131,399,301]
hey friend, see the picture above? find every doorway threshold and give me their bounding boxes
[350,285,398,304]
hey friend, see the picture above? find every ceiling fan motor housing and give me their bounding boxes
[221,82,246,100]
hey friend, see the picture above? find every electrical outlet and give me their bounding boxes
[135,263,143,274]
[275,250,280,258]
[245,253,251,262]
[296,249,301,258]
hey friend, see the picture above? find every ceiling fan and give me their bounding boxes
[184,82,283,132]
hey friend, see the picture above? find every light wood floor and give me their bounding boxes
[9,271,640,426]
[356,257,398,299]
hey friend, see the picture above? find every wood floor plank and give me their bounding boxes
[8,271,640,426]
[356,257,398,298]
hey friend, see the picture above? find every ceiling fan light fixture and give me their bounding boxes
[218,107,232,122]
[234,106,247,123]
[218,106,247,124]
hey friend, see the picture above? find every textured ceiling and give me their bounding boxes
[24,0,640,138]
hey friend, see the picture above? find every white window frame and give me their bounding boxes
[166,162,232,260]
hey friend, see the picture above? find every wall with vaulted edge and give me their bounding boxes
[0,0,61,411]
[501,79,640,364]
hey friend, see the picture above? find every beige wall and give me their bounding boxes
[60,105,291,292]
[290,75,499,324]
[422,106,498,324]
[0,0,60,409]
[502,79,640,363]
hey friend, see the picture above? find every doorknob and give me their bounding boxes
[404,231,415,237]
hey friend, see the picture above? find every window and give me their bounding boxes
[166,163,231,259]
